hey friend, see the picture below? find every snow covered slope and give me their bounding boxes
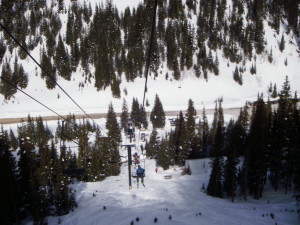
[0,0,299,119]
[44,156,298,225]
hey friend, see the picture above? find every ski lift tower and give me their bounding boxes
[122,119,136,190]
[122,143,136,190]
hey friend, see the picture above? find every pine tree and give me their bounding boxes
[131,98,141,128]
[275,77,294,191]
[235,102,250,155]
[139,104,148,130]
[250,63,256,75]
[150,94,166,129]
[157,138,173,170]
[145,130,160,158]
[91,129,109,180]
[77,124,91,180]
[271,84,278,98]
[207,121,224,198]
[0,37,6,62]
[168,0,183,19]
[279,34,285,52]
[185,99,199,159]
[105,105,121,176]
[233,66,242,85]
[106,103,122,145]
[0,61,17,100]
[200,107,209,158]
[41,46,56,89]
[55,35,71,81]
[166,21,179,72]
[0,130,20,224]
[173,111,188,166]
[17,137,42,220]
[247,95,267,199]
[120,98,129,133]
[9,129,18,151]
[223,122,240,202]
[291,92,300,193]
[268,47,273,63]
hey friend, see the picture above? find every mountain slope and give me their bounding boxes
[0,0,299,119]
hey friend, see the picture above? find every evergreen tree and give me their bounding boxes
[0,130,20,224]
[70,40,80,71]
[208,98,224,152]
[0,61,17,100]
[185,99,200,159]
[0,37,6,62]
[207,121,224,198]
[77,123,91,181]
[233,66,242,85]
[17,137,44,221]
[168,0,183,19]
[173,111,188,166]
[157,137,173,170]
[106,103,122,145]
[92,133,111,178]
[223,122,240,202]
[268,47,273,63]
[55,34,71,81]
[139,104,149,130]
[9,128,18,151]
[247,95,267,199]
[271,84,278,98]
[120,98,129,133]
[105,104,122,176]
[150,94,166,129]
[145,130,159,158]
[110,75,121,98]
[291,92,300,193]
[200,107,209,158]
[165,21,179,72]
[279,34,285,52]
[276,77,294,191]
[53,154,77,216]
[131,98,140,126]
[235,102,250,155]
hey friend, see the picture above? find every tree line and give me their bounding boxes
[0,92,171,224]
[0,0,299,99]
[143,77,300,202]
[0,107,122,224]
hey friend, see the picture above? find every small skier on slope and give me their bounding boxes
[136,165,145,188]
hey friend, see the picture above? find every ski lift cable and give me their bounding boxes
[0,22,102,133]
[0,76,82,148]
[138,0,158,174]
[141,0,158,110]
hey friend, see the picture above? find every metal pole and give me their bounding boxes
[127,145,132,190]
[59,120,65,152]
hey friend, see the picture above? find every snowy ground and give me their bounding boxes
[45,156,299,225]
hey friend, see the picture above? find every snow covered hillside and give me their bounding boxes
[45,157,298,225]
[0,0,299,119]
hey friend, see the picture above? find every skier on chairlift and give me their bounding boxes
[136,165,145,188]
[133,152,140,165]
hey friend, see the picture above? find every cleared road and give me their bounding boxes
[0,108,243,125]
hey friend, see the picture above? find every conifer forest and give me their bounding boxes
[0,0,299,224]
